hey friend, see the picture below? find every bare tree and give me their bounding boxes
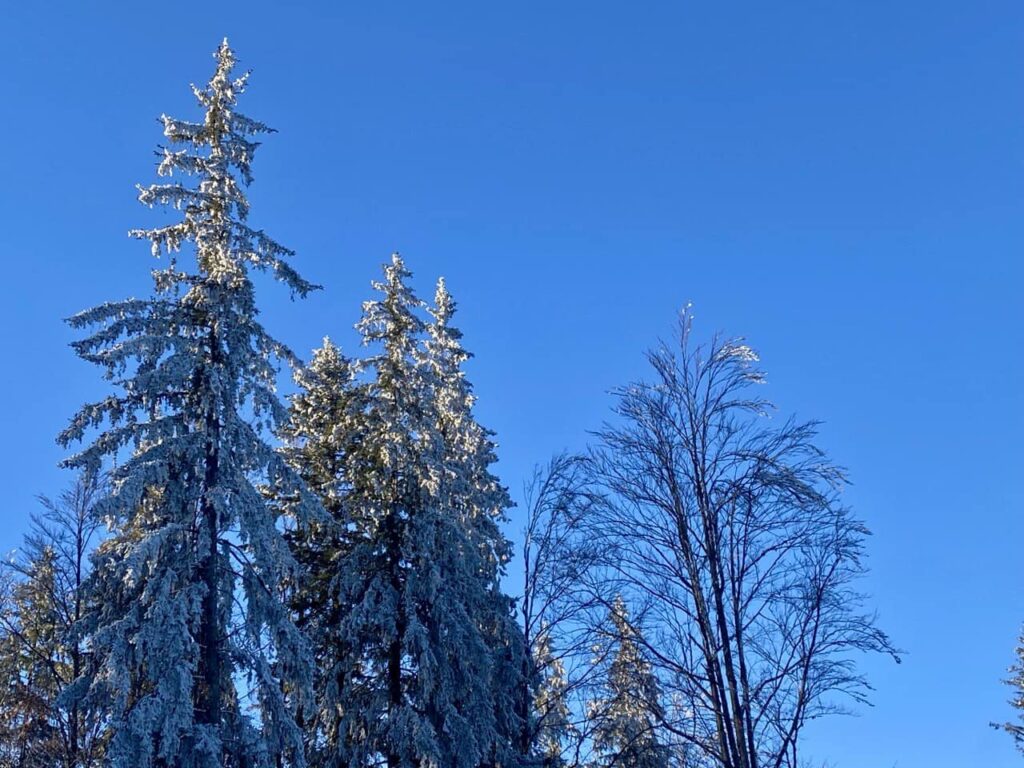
[519,454,607,767]
[586,310,897,768]
[0,473,106,768]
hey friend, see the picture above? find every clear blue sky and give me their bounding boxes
[1,2,1021,765]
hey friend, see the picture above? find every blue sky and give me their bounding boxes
[1,2,1022,765]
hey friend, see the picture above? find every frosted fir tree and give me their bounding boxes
[280,339,363,524]
[275,338,367,765]
[588,599,668,768]
[995,628,1024,753]
[421,278,511,568]
[332,253,437,768]
[530,629,574,768]
[59,40,319,768]
[313,255,512,768]
[421,277,525,767]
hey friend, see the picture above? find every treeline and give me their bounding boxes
[0,41,897,768]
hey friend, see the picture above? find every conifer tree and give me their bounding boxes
[996,628,1024,753]
[276,338,366,766]
[59,41,318,768]
[588,599,668,768]
[0,474,106,768]
[530,629,573,768]
[279,337,363,648]
[341,253,437,768]
[295,256,522,768]
[422,278,510,572]
[281,339,363,525]
[422,277,525,768]
[0,549,64,768]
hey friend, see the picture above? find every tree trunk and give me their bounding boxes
[386,505,404,768]
[198,331,222,734]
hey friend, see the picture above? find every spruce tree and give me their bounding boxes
[0,474,107,768]
[996,628,1024,753]
[588,599,668,768]
[344,253,436,768]
[530,629,573,768]
[281,339,363,525]
[0,548,64,768]
[421,278,510,570]
[422,277,525,768]
[277,338,366,766]
[293,256,522,767]
[279,337,363,646]
[59,40,318,768]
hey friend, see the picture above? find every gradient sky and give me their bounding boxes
[2,3,1022,765]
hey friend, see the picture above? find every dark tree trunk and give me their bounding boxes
[198,329,222,734]
[386,504,404,768]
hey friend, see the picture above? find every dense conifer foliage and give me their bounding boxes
[58,40,319,768]
[281,257,523,768]
[588,599,669,768]
[0,475,106,768]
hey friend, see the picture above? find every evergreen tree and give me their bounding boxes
[588,599,668,768]
[996,628,1024,753]
[277,338,366,766]
[292,256,522,768]
[281,339,363,526]
[332,253,436,768]
[0,474,106,768]
[530,629,573,768]
[421,278,510,574]
[421,277,525,768]
[59,40,319,768]
[0,548,64,768]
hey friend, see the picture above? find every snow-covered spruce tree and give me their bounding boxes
[421,277,525,768]
[275,338,367,765]
[995,628,1024,753]
[280,339,363,527]
[311,255,518,768]
[422,278,510,574]
[530,629,573,768]
[58,40,319,768]
[588,598,668,768]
